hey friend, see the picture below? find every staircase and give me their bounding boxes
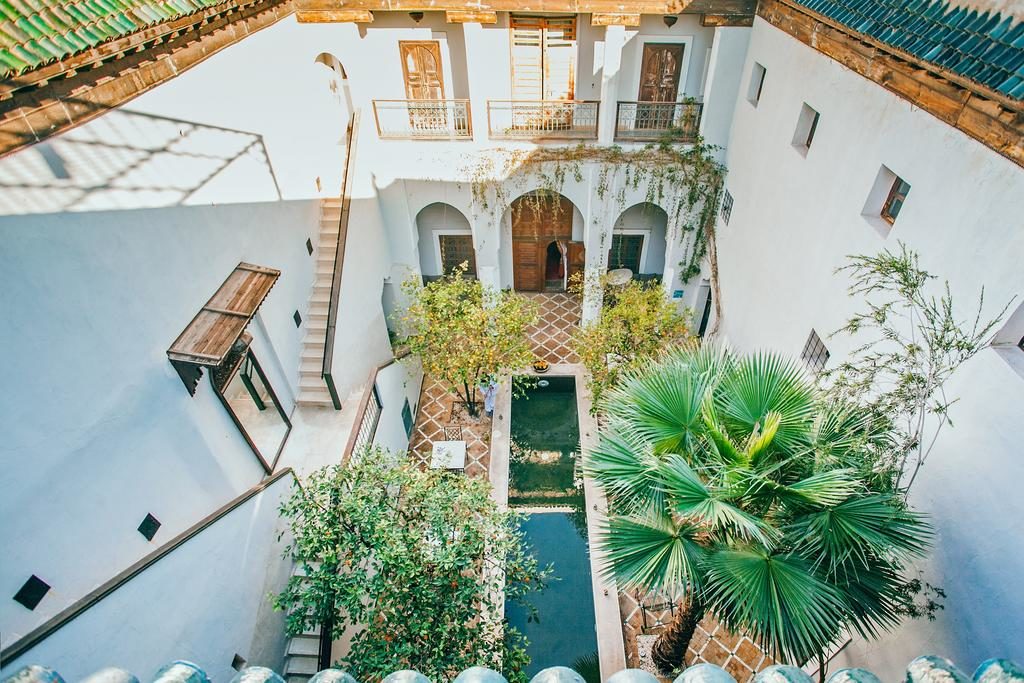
[296,197,343,407]
[282,563,327,683]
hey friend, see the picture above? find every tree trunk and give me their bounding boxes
[652,600,705,673]
[463,380,479,417]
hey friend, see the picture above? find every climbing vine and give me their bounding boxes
[458,137,727,284]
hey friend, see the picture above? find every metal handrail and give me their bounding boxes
[340,349,414,465]
[487,99,600,140]
[322,109,360,410]
[372,99,472,140]
[614,100,703,142]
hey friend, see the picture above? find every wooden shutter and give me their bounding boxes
[439,234,477,276]
[400,41,445,100]
[567,241,585,284]
[511,16,576,101]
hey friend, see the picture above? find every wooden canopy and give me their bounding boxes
[167,262,280,393]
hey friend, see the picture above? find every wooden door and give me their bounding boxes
[511,16,577,101]
[638,43,683,102]
[400,41,445,100]
[513,241,544,291]
[439,234,477,276]
[566,241,585,285]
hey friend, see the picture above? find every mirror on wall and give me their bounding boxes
[214,348,291,469]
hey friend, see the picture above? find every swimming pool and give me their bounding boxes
[506,375,598,681]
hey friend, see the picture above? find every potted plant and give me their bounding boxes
[532,359,550,374]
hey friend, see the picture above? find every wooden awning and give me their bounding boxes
[167,262,280,393]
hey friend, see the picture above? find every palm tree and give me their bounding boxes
[586,345,930,673]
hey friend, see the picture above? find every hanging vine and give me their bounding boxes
[458,137,727,285]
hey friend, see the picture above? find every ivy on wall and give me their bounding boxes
[458,138,727,284]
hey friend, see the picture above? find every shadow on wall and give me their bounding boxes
[0,106,282,217]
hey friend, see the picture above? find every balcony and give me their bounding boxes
[614,101,703,143]
[371,100,472,140]
[487,100,599,140]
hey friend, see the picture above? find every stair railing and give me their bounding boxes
[322,109,361,410]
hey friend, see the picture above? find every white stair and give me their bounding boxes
[296,197,344,408]
[283,563,327,683]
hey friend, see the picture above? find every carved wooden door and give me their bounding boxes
[637,43,683,130]
[566,241,586,285]
[400,41,445,132]
[513,241,544,291]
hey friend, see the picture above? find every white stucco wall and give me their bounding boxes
[712,17,1024,673]
[0,473,294,680]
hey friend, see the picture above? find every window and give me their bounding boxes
[399,41,444,100]
[352,385,383,455]
[747,62,766,106]
[881,176,911,224]
[510,16,577,100]
[438,234,477,276]
[801,330,830,374]
[721,189,734,225]
[609,234,644,273]
[792,103,820,153]
[401,397,415,438]
[13,575,50,611]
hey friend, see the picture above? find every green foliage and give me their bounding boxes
[586,345,932,666]
[397,265,538,416]
[826,243,1014,492]
[274,453,549,683]
[569,273,693,406]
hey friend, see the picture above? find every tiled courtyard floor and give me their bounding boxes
[408,376,492,480]
[619,589,775,681]
[523,292,581,364]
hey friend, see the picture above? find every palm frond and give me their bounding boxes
[584,425,663,512]
[788,494,932,570]
[780,469,862,507]
[716,352,817,455]
[659,455,777,546]
[703,548,847,665]
[597,509,707,593]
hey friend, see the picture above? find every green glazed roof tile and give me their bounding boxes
[797,0,1024,100]
[0,0,232,78]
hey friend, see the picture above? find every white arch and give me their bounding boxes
[415,202,474,279]
[611,202,669,277]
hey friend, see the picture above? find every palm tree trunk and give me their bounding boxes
[652,600,705,673]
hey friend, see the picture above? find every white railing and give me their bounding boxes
[372,99,472,139]
[487,100,600,140]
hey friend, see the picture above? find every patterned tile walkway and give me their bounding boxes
[619,591,774,682]
[523,292,581,364]
[408,376,491,480]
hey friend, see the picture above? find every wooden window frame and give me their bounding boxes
[399,40,445,101]
[212,348,292,473]
[509,15,578,101]
[609,233,645,274]
[881,176,911,224]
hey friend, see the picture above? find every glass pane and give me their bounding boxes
[222,356,288,460]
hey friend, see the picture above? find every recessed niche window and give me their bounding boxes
[747,62,767,106]
[881,176,911,224]
[800,329,830,374]
[231,654,248,671]
[862,165,910,234]
[993,301,1024,379]
[305,238,314,255]
[401,398,415,438]
[720,190,734,225]
[14,575,50,611]
[138,513,161,541]
[293,310,302,328]
[792,103,820,154]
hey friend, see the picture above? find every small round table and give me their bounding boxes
[607,268,633,286]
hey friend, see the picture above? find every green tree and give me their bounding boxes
[827,243,1013,493]
[399,265,538,416]
[274,453,548,683]
[570,273,692,406]
[585,345,930,674]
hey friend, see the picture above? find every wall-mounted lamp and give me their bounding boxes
[409,11,424,22]
[663,14,678,27]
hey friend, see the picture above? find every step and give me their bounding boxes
[299,377,328,391]
[287,675,314,683]
[285,654,320,676]
[297,394,336,408]
[288,635,321,657]
[303,332,326,346]
[305,318,327,332]
[300,362,323,375]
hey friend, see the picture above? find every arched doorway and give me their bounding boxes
[416,202,475,282]
[510,191,584,292]
[610,202,668,282]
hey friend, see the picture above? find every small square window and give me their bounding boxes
[231,654,248,671]
[14,575,50,611]
[881,176,911,224]
[293,310,302,328]
[800,330,830,375]
[720,190,733,225]
[138,513,161,541]
[305,238,314,255]
[747,62,767,106]
[792,103,820,154]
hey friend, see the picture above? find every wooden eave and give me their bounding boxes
[167,262,280,367]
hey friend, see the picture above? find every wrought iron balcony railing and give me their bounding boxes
[614,100,703,142]
[487,100,600,140]
[372,99,472,140]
